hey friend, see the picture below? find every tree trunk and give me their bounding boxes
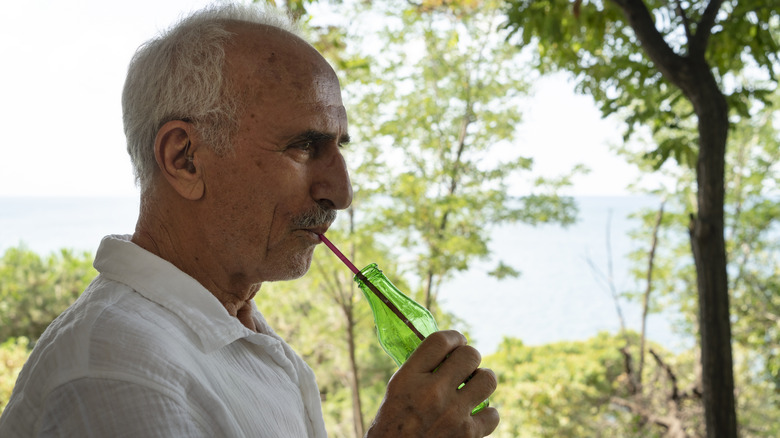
[608,1,738,436]
[687,59,738,438]
[347,213,365,438]
[345,309,365,438]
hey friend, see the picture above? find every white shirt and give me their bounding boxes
[0,234,327,437]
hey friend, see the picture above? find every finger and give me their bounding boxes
[404,330,467,373]
[459,368,498,407]
[434,344,482,387]
[471,406,500,436]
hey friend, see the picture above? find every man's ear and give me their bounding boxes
[154,120,205,200]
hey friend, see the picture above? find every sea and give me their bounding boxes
[0,195,693,354]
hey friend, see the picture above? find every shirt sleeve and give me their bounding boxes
[37,378,213,438]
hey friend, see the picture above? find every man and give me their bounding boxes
[0,3,498,437]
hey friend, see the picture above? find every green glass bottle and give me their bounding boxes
[354,263,489,415]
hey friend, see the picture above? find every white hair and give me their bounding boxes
[122,2,301,191]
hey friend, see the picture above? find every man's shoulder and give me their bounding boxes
[27,276,200,388]
[49,275,193,342]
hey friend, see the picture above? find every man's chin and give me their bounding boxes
[265,256,313,282]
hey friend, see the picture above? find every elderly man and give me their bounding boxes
[0,3,498,437]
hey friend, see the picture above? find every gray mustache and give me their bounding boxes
[294,204,337,228]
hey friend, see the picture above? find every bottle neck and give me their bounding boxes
[355,264,426,341]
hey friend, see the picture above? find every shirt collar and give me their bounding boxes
[93,234,268,353]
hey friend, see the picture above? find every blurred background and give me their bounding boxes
[1,0,777,436]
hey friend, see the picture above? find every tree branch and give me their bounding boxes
[691,0,726,57]
[584,210,629,339]
[649,348,680,402]
[608,0,688,85]
[619,346,639,394]
[674,0,693,45]
[611,396,677,430]
[639,201,665,387]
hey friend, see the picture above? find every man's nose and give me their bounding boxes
[311,148,353,211]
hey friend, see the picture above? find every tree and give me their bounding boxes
[487,332,699,437]
[618,87,780,436]
[328,0,578,315]
[0,337,30,414]
[261,1,579,434]
[0,246,96,344]
[0,246,94,416]
[256,229,409,437]
[587,202,707,437]
[503,1,779,436]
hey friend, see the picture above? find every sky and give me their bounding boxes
[0,0,647,198]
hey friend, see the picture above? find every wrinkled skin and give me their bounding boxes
[367,331,500,437]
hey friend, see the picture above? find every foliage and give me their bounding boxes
[289,2,581,433]
[0,246,95,344]
[0,337,31,414]
[503,0,778,165]
[310,0,578,313]
[0,245,93,415]
[620,89,780,436]
[487,332,699,437]
[257,229,412,437]
[6,1,778,436]
[732,342,780,438]
[504,0,778,435]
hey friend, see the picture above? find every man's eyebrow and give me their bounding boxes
[295,130,351,145]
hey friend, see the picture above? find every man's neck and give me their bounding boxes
[132,196,260,332]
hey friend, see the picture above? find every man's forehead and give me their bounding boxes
[226,21,313,61]
[225,24,333,88]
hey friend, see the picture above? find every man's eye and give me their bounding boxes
[284,140,322,160]
[289,141,314,153]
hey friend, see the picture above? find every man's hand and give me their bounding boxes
[366,330,500,437]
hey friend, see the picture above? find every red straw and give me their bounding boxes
[319,234,360,275]
[318,233,426,341]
